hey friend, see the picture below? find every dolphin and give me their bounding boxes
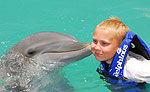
[0,31,92,92]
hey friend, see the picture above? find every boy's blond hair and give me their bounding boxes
[96,17,130,44]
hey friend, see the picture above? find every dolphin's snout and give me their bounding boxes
[41,42,91,54]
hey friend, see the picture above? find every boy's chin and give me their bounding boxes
[95,57,103,61]
[95,56,110,62]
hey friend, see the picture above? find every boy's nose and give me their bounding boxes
[95,44,101,50]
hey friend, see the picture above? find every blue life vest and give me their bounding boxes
[97,31,150,92]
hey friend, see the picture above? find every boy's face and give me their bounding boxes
[91,27,120,64]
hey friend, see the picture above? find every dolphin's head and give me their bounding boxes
[11,31,92,64]
[0,32,92,92]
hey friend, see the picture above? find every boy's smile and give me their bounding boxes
[91,27,120,64]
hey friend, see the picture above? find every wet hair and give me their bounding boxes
[96,17,130,44]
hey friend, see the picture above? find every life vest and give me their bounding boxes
[97,31,150,92]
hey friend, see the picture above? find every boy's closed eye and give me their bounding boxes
[101,41,109,46]
[93,39,98,44]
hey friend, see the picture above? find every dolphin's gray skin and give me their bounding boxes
[0,31,92,92]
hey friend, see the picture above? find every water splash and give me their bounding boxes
[0,50,73,92]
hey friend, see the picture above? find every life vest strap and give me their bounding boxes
[96,68,128,81]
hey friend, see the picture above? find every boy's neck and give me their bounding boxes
[105,58,113,64]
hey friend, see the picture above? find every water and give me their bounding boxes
[0,0,150,92]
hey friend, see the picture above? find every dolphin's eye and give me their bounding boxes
[26,49,36,57]
[28,51,35,55]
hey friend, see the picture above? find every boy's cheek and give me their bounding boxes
[88,45,91,50]
[91,43,96,50]
[90,44,94,51]
[90,47,94,54]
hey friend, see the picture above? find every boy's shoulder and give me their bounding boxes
[125,51,149,74]
[127,51,147,61]
[124,51,150,83]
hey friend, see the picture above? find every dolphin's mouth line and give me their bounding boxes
[26,43,91,57]
[41,46,90,54]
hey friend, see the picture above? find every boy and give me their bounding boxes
[91,17,150,91]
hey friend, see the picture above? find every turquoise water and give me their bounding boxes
[0,0,150,92]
